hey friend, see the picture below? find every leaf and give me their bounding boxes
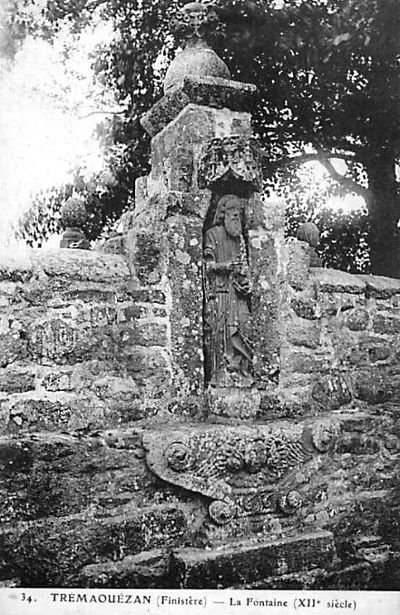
[333,32,351,46]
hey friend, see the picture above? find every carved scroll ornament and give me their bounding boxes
[143,419,339,526]
[169,1,224,43]
[199,136,262,190]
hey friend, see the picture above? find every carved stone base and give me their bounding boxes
[60,228,90,250]
[206,386,261,419]
[143,419,339,527]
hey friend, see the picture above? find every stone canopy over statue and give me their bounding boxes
[203,194,254,387]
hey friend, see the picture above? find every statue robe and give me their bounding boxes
[203,224,253,386]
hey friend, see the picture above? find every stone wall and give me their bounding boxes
[0,244,399,589]
[279,241,400,416]
[0,248,173,434]
[0,247,195,587]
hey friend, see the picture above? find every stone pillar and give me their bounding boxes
[133,2,343,542]
[125,1,285,419]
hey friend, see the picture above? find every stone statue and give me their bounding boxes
[203,194,253,386]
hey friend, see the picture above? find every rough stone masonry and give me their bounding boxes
[0,0,399,589]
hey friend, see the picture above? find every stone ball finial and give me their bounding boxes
[163,1,230,94]
[60,197,88,229]
[297,222,320,248]
[297,222,322,267]
[60,197,90,250]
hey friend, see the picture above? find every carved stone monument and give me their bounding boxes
[134,1,284,420]
[127,0,335,538]
[127,0,274,420]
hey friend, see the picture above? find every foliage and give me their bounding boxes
[15,185,67,248]
[1,0,47,59]
[278,163,370,273]
[15,163,132,246]
[5,0,400,276]
[219,0,400,276]
[316,207,370,274]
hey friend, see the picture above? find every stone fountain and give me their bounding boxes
[0,0,398,590]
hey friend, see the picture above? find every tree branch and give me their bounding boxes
[254,145,371,200]
[316,148,371,200]
[78,109,126,119]
[85,0,110,12]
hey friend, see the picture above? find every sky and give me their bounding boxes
[0,22,117,249]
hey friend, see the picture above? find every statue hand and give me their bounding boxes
[241,279,251,293]
[232,274,251,295]
[228,260,242,272]
[239,279,251,294]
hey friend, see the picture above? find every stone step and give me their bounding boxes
[80,549,171,589]
[235,562,375,591]
[235,535,395,590]
[80,530,335,589]
[0,504,190,587]
[0,429,156,523]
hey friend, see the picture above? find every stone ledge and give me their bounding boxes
[0,248,34,282]
[141,76,258,137]
[173,531,335,588]
[0,505,189,585]
[236,561,377,590]
[0,429,145,475]
[36,249,130,282]
[79,531,335,589]
[311,268,366,294]
[356,274,400,299]
[1,248,131,285]
[81,549,170,588]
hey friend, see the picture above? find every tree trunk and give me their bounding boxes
[365,157,400,279]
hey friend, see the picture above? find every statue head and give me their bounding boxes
[214,194,242,238]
